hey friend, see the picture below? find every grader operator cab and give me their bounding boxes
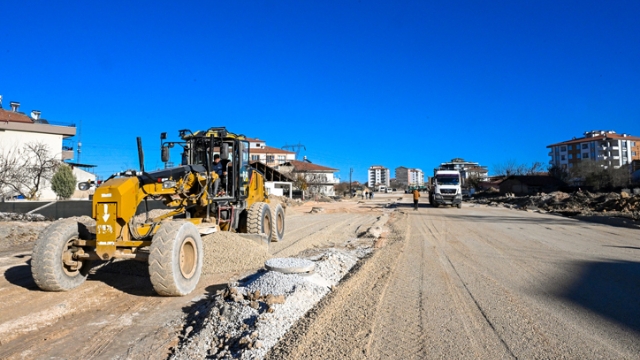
[31,127,285,296]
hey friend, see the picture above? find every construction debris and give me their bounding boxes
[0,212,47,222]
[470,189,640,220]
[171,248,361,360]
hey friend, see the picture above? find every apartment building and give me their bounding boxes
[436,158,489,181]
[368,165,390,188]
[395,166,424,185]
[246,137,296,166]
[547,130,640,169]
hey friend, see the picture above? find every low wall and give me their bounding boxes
[0,200,169,219]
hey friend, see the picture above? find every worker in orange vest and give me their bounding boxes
[412,189,420,210]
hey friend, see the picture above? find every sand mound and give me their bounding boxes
[201,231,269,275]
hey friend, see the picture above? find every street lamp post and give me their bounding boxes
[349,168,353,198]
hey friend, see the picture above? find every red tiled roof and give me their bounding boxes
[249,146,295,154]
[0,109,33,123]
[547,133,640,147]
[283,160,337,172]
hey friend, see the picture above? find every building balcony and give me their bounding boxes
[548,151,553,156]
[61,149,74,160]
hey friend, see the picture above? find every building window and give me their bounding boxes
[569,154,573,159]
[256,143,261,147]
[582,143,588,149]
[568,145,573,150]
[266,155,275,163]
[251,155,260,161]
[561,146,566,151]
[568,163,573,168]
[583,153,589,158]
[633,151,637,156]
[576,153,581,159]
[561,155,566,160]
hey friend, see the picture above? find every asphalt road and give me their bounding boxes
[269,200,640,359]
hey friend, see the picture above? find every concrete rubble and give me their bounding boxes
[0,212,47,222]
[470,189,640,221]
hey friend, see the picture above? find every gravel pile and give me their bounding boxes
[201,232,269,275]
[311,250,359,285]
[245,271,307,296]
[265,258,315,273]
[172,248,363,360]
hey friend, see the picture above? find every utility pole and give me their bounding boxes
[349,168,353,198]
[282,143,306,159]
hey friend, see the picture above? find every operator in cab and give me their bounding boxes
[212,154,229,195]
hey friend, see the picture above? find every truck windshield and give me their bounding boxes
[436,175,459,185]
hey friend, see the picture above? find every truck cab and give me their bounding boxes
[429,170,462,208]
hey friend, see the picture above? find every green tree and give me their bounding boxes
[293,174,308,192]
[51,164,77,199]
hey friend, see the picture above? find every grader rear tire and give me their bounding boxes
[31,220,92,292]
[247,202,272,237]
[270,203,285,242]
[149,221,203,296]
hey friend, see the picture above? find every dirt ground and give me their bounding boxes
[268,200,640,359]
[0,196,388,360]
[3,193,639,359]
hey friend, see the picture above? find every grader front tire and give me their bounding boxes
[149,222,203,296]
[270,203,285,242]
[247,202,272,238]
[31,220,92,292]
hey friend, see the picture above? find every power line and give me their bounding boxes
[281,142,306,158]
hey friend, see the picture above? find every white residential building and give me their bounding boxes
[395,166,424,186]
[368,165,390,189]
[547,130,640,169]
[246,137,296,166]
[0,98,77,200]
[437,158,489,181]
[276,160,338,196]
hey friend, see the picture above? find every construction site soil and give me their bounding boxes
[0,196,393,359]
[2,192,638,359]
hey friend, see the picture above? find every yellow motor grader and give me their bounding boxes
[31,127,285,296]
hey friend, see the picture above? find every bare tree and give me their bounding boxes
[525,161,545,175]
[492,159,519,176]
[493,160,546,176]
[0,142,58,200]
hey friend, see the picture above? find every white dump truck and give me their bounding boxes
[428,170,462,208]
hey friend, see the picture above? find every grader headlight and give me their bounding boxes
[162,179,177,189]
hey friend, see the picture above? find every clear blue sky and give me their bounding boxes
[2,1,639,182]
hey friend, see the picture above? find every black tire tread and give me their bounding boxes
[247,202,271,235]
[270,203,285,242]
[149,221,202,296]
[31,220,89,292]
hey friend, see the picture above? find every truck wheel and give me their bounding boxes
[247,202,272,237]
[149,221,203,296]
[31,220,92,292]
[270,203,285,242]
[457,203,462,209]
